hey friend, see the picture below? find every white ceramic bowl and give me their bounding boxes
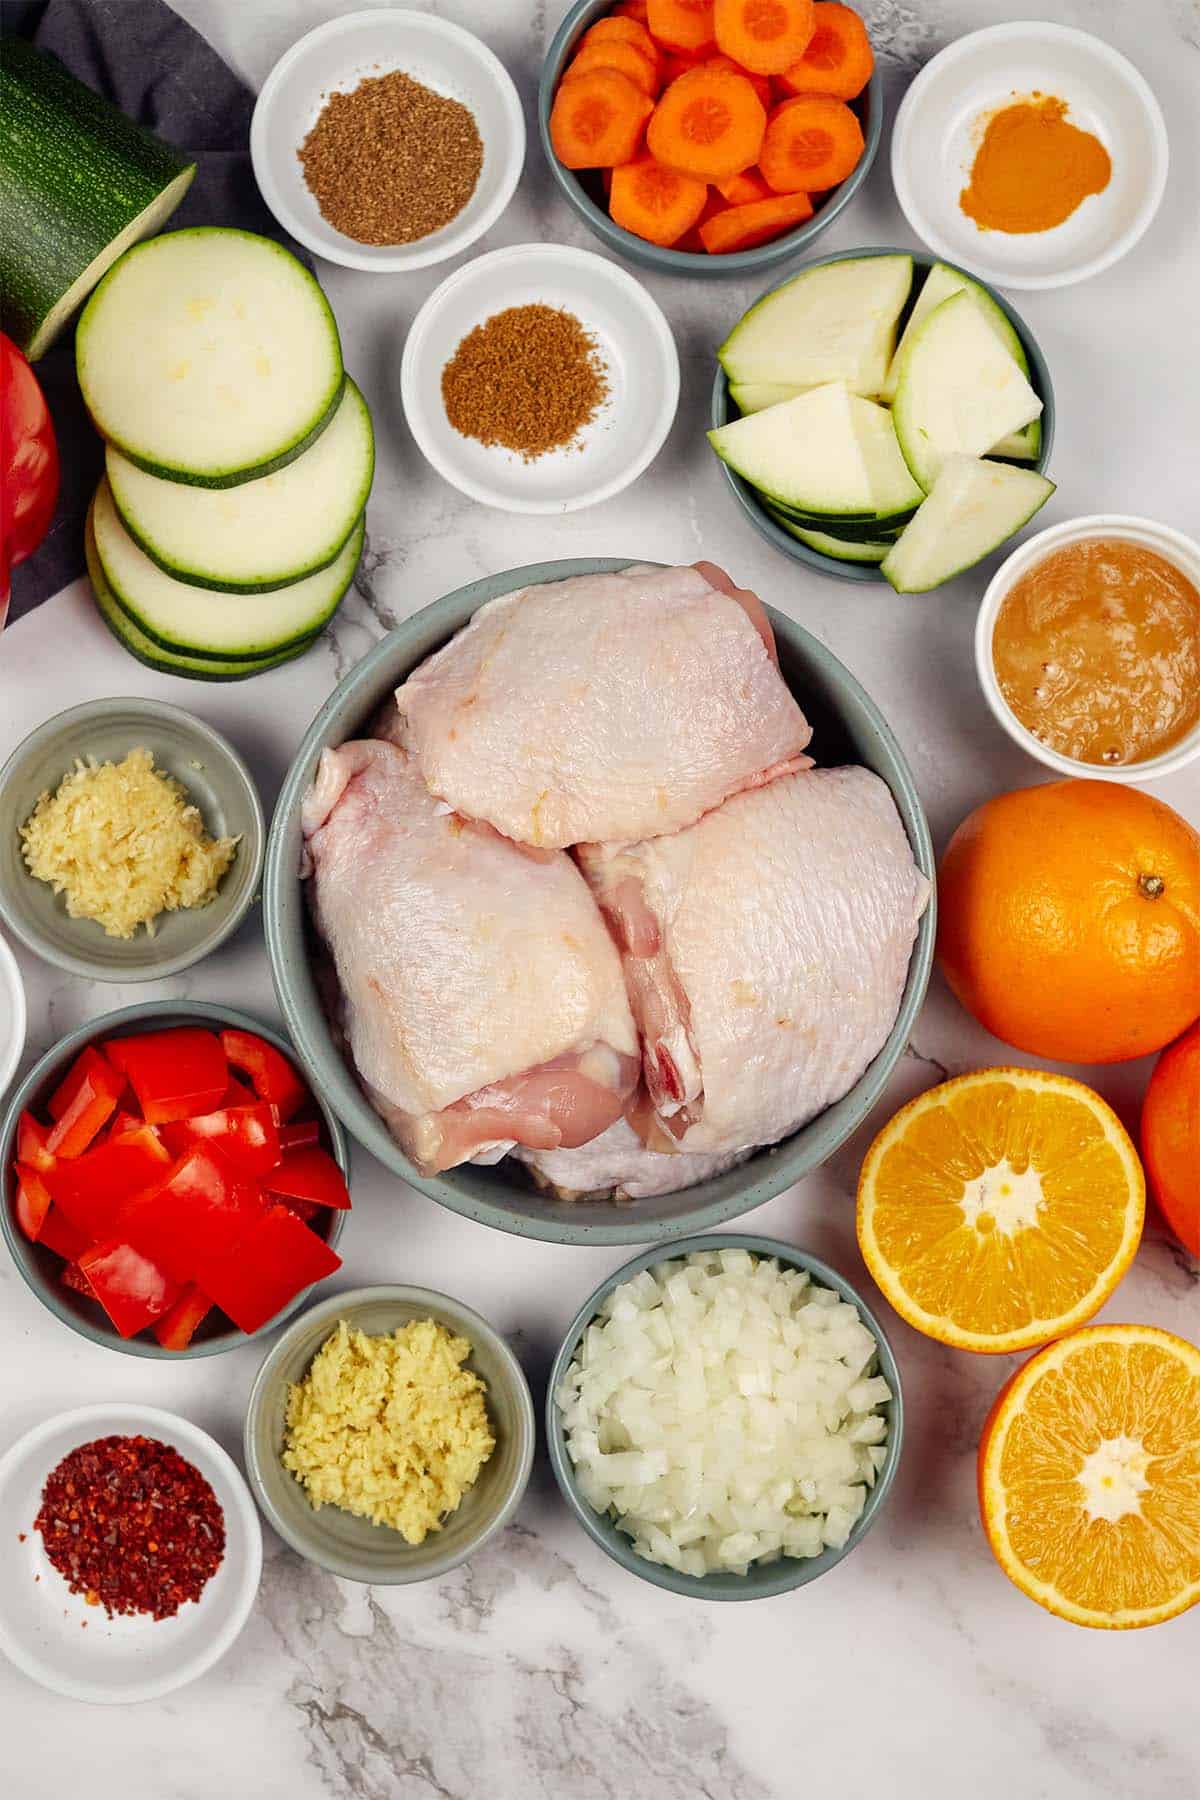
[892,23,1168,290]
[976,514,1200,782]
[0,930,25,1104]
[250,9,525,273]
[400,244,680,514]
[0,1404,262,1703]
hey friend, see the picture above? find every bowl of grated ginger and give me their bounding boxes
[0,698,264,982]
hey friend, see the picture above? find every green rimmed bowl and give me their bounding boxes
[243,1285,535,1583]
[547,1234,904,1601]
[0,1000,349,1359]
[538,0,882,279]
[263,557,934,1245]
[711,246,1056,583]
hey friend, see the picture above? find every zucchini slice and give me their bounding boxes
[92,477,363,658]
[710,383,924,519]
[77,227,344,487]
[880,261,1030,403]
[718,255,912,399]
[0,38,195,360]
[87,512,322,681]
[106,379,374,593]
[763,507,891,562]
[881,456,1055,594]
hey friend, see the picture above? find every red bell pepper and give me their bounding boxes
[77,1239,180,1337]
[152,1283,213,1352]
[1,332,59,616]
[279,1116,321,1152]
[222,1073,257,1106]
[48,1046,122,1121]
[39,1208,92,1263]
[119,1144,266,1287]
[221,1029,307,1122]
[43,1125,171,1241]
[105,1027,227,1124]
[16,1109,56,1173]
[14,1165,53,1240]
[279,1196,319,1223]
[160,1101,281,1177]
[198,1203,340,1335]
[45,1051,125,1158]
[60,1262,95,1297]
[263,1145,350,1209]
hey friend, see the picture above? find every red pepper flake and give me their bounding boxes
[34,1435,225,1620]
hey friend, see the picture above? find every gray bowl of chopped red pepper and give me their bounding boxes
[0,999,350,1359]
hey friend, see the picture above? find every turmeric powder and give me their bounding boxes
[960,94,1111,234]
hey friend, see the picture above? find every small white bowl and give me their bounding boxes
[0,930,25,1103]
[892,24,1168,290]
[0,1404,262,1703]
[976,514,1200,782]
[400,243,680,514]
[250,9,524,273]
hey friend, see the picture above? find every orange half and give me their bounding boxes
[856,1068,1144,1353]
[978,1325,1200,1629]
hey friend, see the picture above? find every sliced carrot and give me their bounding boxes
[699,186,813,250]
[582,17,661,69]
[647,0,716,54]
[713,0,815,75]
[564,40,661,97]
[610,155,709,244]
[614,0,651,19]
[759,92,863,190]
[551,67,654,168]
[646,63,766,179]
[661,48,709,85]
[715,165,770,202]
[779,1,873,98]
[676,187,730,251]
[704,52,771,109]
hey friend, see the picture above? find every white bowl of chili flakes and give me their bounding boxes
[0,1403,261,1703]
[251,9,525,273]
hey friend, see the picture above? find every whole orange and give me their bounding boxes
[937,779,1200,1063]
[1141,1020,1200,1255]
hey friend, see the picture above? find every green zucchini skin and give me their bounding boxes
[0,37,195,359]
[113,373,348,492]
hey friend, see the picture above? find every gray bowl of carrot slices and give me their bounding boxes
[0,1000,350,1360]
[539,0,881,275]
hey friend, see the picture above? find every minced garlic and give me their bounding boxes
[283,1318,495,1544]
[19,746,238,940]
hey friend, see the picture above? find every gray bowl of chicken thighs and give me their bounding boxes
[264,559,935,1245]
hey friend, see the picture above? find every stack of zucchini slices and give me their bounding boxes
[78,228,373,679]
[709,255,1055,593]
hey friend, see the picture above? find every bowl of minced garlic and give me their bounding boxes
[245,1286,535,1583]
[0,699,263,980]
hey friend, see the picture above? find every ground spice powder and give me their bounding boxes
[441,304,610,459]
[960,94,1111,234]
[299,70,483,246]
[34,1434,226,1620]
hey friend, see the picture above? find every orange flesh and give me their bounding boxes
[993,538,1200,767]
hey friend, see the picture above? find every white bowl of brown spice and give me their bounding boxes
[250,10,524,273]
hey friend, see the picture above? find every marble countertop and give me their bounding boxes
[2,1,1199,1794]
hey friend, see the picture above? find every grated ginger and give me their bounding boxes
[283,1318,495,1544]
[19,746,238,940]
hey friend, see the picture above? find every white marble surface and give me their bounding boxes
[2,1,1200,1794]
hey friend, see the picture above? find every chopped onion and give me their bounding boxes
[557,1248,891,1577]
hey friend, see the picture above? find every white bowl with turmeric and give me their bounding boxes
[0,699,263,981]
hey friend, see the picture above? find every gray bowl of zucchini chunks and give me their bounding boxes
[75,226,373,679]
[709,247,1055,589]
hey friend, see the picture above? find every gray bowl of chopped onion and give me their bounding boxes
[547,1236,903,1601]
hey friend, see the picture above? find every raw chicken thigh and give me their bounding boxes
[302,740,639,1173]
[517,1118,747,1202]
[579,767,930,1156]
[390,561,812,848]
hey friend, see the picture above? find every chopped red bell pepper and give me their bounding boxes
[279,1116,321,1152]
[119,1145,266,1288]
[60,1262,95,1297]
[16,1109,56,1172]
[262,1145,350,1209]
[1,332,59,614]
[199,1203,341,1335]
[221,1029,307,1122]
[152,1283,213,1352]
[104,1027,227,1125]
[48,1046,122,1121]
[39,1208,92,1263]
[160,1101,281,1178]
[222,1073,257,1106]
[77,1239,180,1337]
[42,1126,172,1242]
[108,1108,144,1137]
[278,1195,319,1223]
[14,1165,53,1239]
[44,1051,125,1158]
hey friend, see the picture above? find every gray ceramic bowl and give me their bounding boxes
[547,1233,903,1600]
[244,1284,535,1583]
[539,0,882,279]
[264,558,934,1245]
[712,247,1056,583]
[0,1000,349,1359]
[0,698,264,981]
